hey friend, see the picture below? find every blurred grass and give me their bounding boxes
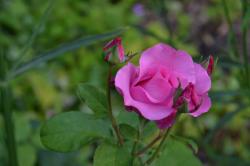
[0,0,250,165]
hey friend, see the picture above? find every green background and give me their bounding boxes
[0,0,249,165]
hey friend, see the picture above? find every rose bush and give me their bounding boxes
[115,43,212,128]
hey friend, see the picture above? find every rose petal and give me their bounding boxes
[129,101,174,120]
[115,63,138,105]
[194,63,211,94]
[155,109,177,129]
[130,85,151,103]
[139,72,174,103]
[139,43,195,85]
[117,44,125,62]
[207,55,214,75]
[188,94,211,117]
[104,51,112,61]
[115,63,173,120]
[103,37,122,51]
[169,75,179,88]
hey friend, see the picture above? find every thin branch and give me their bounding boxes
[222,0,240,58]
[242,0,249,87]
[106,64,124,146]
[144,128,171,165]
[0,53,18,166]
[134,131,163,156]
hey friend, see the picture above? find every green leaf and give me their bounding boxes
[11,27,128,78]
[78,83,108,118]
[93,143,132,166]
[11,0,54,73]
[142,121,158,139]
[171,135,198,154]
[117,110,139,128]
[14,112,32,142]
[119,124,137,141]
[18,144,36,166]
[152,138,202,166]
[40,111,110,152]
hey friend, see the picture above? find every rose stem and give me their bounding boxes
[143,128,171,165]
[144,114,181,165]
[134,130,163,156]
[242,0,249,87]
[0,53,18,166]
[131,117,146,164]
[222,0,240,59]
[106,64,124,146]
[125,52,139,64]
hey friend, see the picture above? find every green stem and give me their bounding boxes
[0,54,18,166]
[144,128,171,165]
[106,64,124,146]
[242,0,249,87]
[222,0,240,58]
[131,124,140,156]
[134,131,163,157]
[131,118,145,165]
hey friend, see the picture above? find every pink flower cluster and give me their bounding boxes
[114,43,213,129]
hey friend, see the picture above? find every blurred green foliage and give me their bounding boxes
[0,0,250,165]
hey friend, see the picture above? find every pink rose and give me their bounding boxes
[115,43,212,128]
